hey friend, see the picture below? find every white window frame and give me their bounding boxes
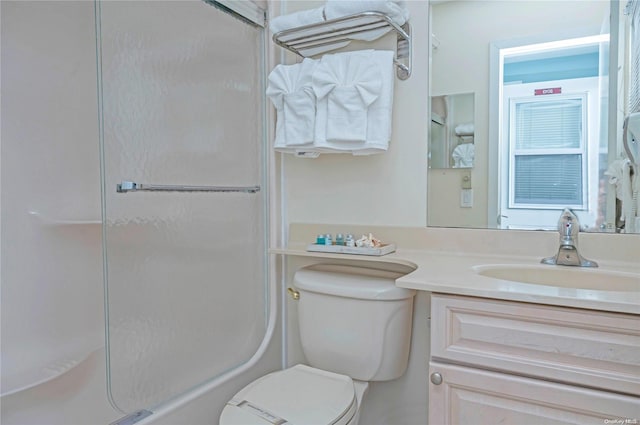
[500,77,601,229]
[507,92,589,210]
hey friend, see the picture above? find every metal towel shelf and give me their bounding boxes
[116,181,260,193]
[272,11,411,80]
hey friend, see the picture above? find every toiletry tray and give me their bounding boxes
[306,243,396,256]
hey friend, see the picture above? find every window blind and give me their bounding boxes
[514,99,583,149]
[514,154,583,205]
[511,97,585,207]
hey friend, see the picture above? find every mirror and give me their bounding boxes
[429,92,475,169]
[428,0,637,232]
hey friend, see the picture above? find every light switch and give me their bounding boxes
[461,188,473,207]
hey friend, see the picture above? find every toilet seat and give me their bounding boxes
[220,364,357,425]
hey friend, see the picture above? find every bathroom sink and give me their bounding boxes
[474,264,640,292]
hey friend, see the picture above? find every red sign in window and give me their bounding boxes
[534,87,562,95]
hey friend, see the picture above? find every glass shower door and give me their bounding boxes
[96,0,267,413]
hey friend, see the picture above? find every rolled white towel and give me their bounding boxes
[271,7,353,56]
[455,123,474,136]
[324,0,409,41]
[269,7,325,34]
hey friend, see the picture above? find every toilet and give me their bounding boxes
[220,264,416,425]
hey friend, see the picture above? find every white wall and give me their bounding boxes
[279,1,430,228]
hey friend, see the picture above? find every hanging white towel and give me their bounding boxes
[324,0,409,41]
[266,59,318,150]
[313,53,381,143]
[452,143,475,168]
[605,159,628,201]
[605,158,639,233]
[269,7,325,34]
[312,50,394,155]
[283,89,317,144]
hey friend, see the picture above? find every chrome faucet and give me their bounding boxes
[541,208,598,267]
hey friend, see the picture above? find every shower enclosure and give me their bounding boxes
[96,0,269,415]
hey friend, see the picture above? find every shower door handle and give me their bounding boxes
[116,181,260,193]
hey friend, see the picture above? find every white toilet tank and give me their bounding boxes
[293,264,416,382]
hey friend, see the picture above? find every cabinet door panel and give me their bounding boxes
[429,362,640,425]
[431,294,640,395]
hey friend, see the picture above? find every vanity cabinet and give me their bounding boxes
[428,294,640,424]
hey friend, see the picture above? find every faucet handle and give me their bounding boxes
[558,208,579,241]
[543,208,598,267]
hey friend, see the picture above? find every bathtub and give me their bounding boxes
[1,347,121,425]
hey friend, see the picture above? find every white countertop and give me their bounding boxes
[271,244,640,315]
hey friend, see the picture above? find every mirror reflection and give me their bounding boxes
[497,35,607,230]
[429,92,475,169]
[427,0,639,233]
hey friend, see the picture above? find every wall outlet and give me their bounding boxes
[460,188,473,208]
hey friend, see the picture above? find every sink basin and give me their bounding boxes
[474,264,640,292]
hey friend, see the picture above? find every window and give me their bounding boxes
[508,95,587,209]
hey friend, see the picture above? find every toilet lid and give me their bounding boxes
[220,364,356,425]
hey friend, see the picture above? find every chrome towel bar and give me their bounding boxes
[272,11,412,80]
[116,181,260,193]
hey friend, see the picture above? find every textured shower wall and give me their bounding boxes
[0,1,118,424]
[1,0,104,395]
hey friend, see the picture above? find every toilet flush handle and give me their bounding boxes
[287,287,300,300]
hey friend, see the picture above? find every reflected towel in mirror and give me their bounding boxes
[452,143,475,168]
[454,123,474,136]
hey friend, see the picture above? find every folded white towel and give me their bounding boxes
[266,59,318,149]
[269,7,325,34]
[312,50,394,155]
[271,8,353,56]
[455,123,474,136]
[452,143,475,168]
[282,89,317,145]
[324,0,409,41]
[313,53,381,142]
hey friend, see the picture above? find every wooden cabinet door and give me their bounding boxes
[428,362,640,425]
[430,294,640,396]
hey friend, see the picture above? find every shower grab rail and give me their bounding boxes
[116,181,260,193]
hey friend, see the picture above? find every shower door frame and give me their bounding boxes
[94,0,276,419]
